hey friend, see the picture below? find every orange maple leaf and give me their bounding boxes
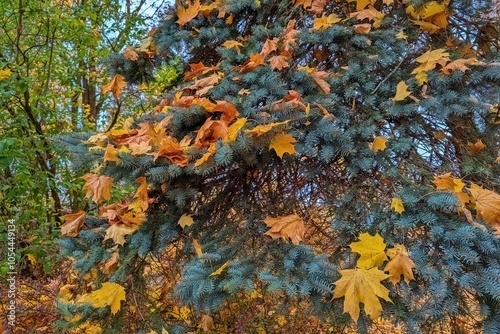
[384,244,415,284]
[260,38,279,56]
[81,173,113,204]
[151,137,190,166]
[101,74,127,100]
[264,214,306,245]
[176,0,201,26]
[268,55,290,71]
[469,183,500,225]
[213,100,239,123]
[184,73,220,95]
[133,177,149,212]
[194,119,229,148]
[239,53,265,73]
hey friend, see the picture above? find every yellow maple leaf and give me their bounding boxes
[224,118,247,143]
[171,306,191,320]
[193,238,203,256]
[371,136,388,152]
[132,177,149,212]
[195,143,217,167]
[312,14,341,31]
[396,31,408,39]
[0,69,12,80]
[223,40,244,53]
[101,74,127,100]
[416,48,450,64]
[392,81,412,102]
[391,197,405,214]
[78,282,126,315]
[468,183,500,225]
[264,214,306,245]
[349,7,385,28]
[26,253,36,265]
[103,144,120,163]
[120,211,146,225]
[246,120,289,136]
[176,0,201,26]
[178,214,195,228]
[81,173,113,205]
[350,233,388,269]
[269,132,297,159]
[384,244,415,284]
[410,20,441,34]
[209,261,230,276]
[104,223,139,246]
[332,267,391,321]
[276,314,287,326]
[433,173,471,209]
[60,210,86,237]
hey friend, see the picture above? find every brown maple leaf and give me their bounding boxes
[268,55,290,71]
[60,211,86,237]
[264,214,306,245]
[101,74,127,100]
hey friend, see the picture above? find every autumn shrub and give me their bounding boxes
[57,0,500,333]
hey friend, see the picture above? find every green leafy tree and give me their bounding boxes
[59,0,500,332]
[0,0,176,330]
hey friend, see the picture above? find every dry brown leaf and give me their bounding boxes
[469,183,500,225]
[466,139,486,154]
[123,47,139,61]
[81,173,113,205]
[103,251,119,274]
[354,23,372,34]
[264,214,306,245]
[151,137,190,166]
[200,314,214,332]
[104,223,139,246]
[268,55,290,71]
[60,210,86,237]
[101,74,127,100]
[384,244,415,284]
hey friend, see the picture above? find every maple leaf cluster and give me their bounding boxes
[333,233,416,321]
[433,173,500,235]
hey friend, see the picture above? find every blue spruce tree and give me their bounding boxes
[58,0,500,332]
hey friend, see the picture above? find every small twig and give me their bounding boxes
[371,58,406,95]
[105,100,122,132]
